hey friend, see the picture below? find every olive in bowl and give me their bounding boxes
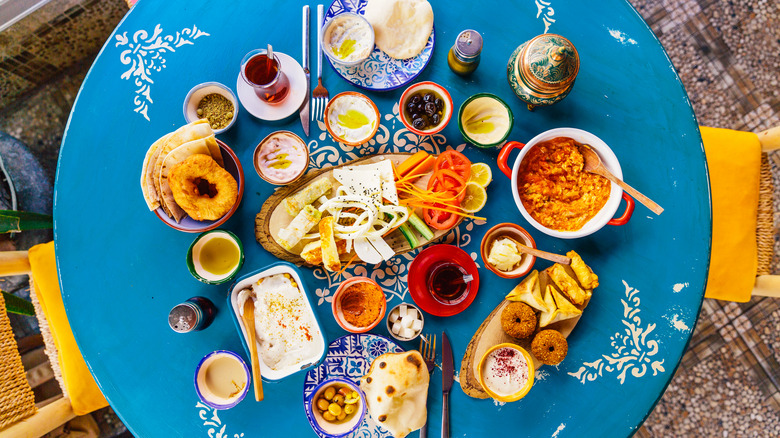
[305,377,366,437]
[399,81,453,136]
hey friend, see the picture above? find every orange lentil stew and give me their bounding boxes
[517,137,611,231]
[340,281,384,327]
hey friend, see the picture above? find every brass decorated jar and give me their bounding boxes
[506,34,579,111]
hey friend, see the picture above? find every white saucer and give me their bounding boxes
[236,52,307,121]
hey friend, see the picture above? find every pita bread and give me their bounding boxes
[360,351,429,438]
[140,132,173,211]
[364,0,433,60]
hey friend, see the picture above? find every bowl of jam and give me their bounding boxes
[399,81,453,136]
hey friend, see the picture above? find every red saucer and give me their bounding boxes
[408,245,480,317]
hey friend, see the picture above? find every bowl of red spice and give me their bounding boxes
[332,277,386,333]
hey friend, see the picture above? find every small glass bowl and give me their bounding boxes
[183,82,239,134]
[321,12,375,67]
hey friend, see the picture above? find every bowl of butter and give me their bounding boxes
[480,223,536,278]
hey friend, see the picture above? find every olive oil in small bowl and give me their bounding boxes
[187,230,244,284]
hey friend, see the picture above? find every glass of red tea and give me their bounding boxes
[426,261,473,305]
[240,49,290,104]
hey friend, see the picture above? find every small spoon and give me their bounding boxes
[515,241,571,265]
[266,44,274,76]
[242,298,264,402]
[580,144,664,215]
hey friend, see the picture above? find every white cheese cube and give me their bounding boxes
[391,321,402,335]
[401,327,415,339]
[412,319,423,331]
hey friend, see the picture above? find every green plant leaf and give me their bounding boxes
[0,210,52,233]
[2,291,35,316]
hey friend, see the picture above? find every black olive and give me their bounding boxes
[423,93,434,103]
[435,98,444,111]
[411,112,422,121]
[410,95,421,105]
[431,113,441,125]
[406,102,417,114]
[412,118,426,129]
[424,102,436,116]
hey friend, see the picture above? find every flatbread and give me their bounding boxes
[360,351,429,438]
[140,132,173,211]
[364,0,433,60]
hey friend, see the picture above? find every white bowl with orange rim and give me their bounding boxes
[331,277,386,333]
[496,127,635,239]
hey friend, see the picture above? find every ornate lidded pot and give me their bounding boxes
[507,34,579,111]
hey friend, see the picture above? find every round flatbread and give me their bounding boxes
[364,0,433,60]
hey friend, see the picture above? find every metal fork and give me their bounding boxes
[419,334,436,438]
[311,4,329,122]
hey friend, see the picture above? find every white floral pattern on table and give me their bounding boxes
[115,24,209,121]
[536,0,556,33]
[195,402,245,438]
[568,280,666,384]
[303,334,404,438]
[324,0,434,90]
[308,103,485,307]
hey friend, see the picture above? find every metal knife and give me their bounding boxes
[441,332,453,438]
[299,5,310,136]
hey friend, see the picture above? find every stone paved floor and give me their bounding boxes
[1,0,778,437]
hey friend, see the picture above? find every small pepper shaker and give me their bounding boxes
[448,30,483,76]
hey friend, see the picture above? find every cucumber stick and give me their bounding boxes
[398,223,419,248]
[408,211,434,241]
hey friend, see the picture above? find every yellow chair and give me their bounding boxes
[0,242,107,437]
[703,125,780,302]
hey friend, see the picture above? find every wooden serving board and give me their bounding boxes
[459,277,590,399]
[255,153,455,266]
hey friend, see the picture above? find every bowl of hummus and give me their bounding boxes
[253,130,309,185]
[458,93,514,148]
[497,128,634,239]
[477,343,535,402]
[229,262,326,381]
[324,92,380,146]
[322,12,375,66]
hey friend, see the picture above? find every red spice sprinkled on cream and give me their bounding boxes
[482,347,529,397]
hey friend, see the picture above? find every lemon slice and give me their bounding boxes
[468,163,492,187]
[461,182,488,213]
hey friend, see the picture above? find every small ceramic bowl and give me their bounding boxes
[458,93,514,148]
[304,377,367,437]
[477,343,535,403]
[321,12,375,67]
[399,81,453,136]
[183,82,239,134]
[480,223,536,279]
[153,140,245,233]
[324,92,381,146]
[253,130,309,185]
[386,303,424,341]
[194,350,250,410]
[186,229,244,284]
[332,277,386,333]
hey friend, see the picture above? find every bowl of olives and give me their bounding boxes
[305,377,366,437]
[399,81,453,136]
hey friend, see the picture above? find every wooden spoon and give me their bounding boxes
[580,145,664,215]
[242,298,264,401]
[515,241,571,265]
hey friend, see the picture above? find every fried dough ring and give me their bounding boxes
[531,329,568,365]
[169,154,237,221]
[500,302,537,339]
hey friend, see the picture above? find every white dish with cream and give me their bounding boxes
[325,92,380,146]
[322,12,375,65]
[229,263,326,381]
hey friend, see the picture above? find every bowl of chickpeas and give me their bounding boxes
[305,377,366,437]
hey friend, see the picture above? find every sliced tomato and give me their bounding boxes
[423,203,460,230]
[434,150,472,181]
[427,169,467,203]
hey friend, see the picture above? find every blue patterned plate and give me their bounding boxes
[324,0,435,91]
[303,334,405,438]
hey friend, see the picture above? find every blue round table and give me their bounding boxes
[54,0,710,436]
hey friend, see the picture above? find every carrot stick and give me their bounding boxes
[335,253,359,277]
